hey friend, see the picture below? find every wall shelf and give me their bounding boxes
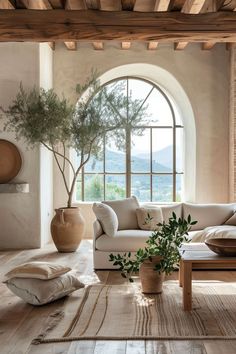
[0,183,29,193]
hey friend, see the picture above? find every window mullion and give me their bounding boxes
[150,127,153,202]
[126,128,131,198]
[173,126,176,201]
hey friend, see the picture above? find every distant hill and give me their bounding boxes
[84,149,172,173]
[138,145,182,171]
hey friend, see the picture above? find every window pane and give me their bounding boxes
[105,175,126,200]
[152,129,173,172]
[131,175,150,202]
[176,127,184,173]
[105,130,126,173]
[76,174,82,201]
[106,79,127,119]
[131,129,150,173]
[84,174,104,201]
[84,152,104,173]
[176,174,183,202]
[128,78,153,103]
[153,175,173,202]
[139,89,173,127]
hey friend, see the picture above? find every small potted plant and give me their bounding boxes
[109,213,197,293]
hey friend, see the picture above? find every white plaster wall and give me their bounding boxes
[39,43,54,246]
[53,42,230,238]
[0,43,41,249]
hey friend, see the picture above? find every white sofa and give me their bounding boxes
[93,200,236,269]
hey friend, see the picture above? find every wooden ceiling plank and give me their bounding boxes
[134,0,154,11]
[121,41,131,49]
[202,41,215,50]
[85,0,100,9]
[0,0,15,9]
[2,10,236,42]
[21,0,52,9]
[65,0,87,9]
[99,0,122,11]
[154,0,171,11]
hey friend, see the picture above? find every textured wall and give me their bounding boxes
[53,42,230,237]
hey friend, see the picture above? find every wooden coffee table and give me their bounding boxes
[179,244,236,311]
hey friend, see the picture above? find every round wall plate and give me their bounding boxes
[0,139,22,183]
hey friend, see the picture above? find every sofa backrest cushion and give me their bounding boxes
[143,203,182,224]
[103,196,139,230]
[136,207,163,231]
[93,203,118,237]
[183,203,236,231]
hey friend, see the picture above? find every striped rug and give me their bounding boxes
[33,281,236,343]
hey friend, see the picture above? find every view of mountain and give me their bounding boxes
[85,148,173,173]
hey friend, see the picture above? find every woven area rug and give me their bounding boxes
[33,281,236,344]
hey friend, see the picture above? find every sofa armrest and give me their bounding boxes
[93,219,103,240]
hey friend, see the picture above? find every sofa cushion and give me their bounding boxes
[224,212,236,226]
[92,203,118,237]
[96,230,151,251]
[96,229,198,252]
[183,203,235,231]
[136,207,163,230]
[143,203,182,223]
[191,225,236,243]
[103,196,139,230]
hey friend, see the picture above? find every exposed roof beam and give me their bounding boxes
[175,0,207,50]
[148,41,158,50]
[21,0,52,9]
[121,41,131,49]
[202,42,216,50]
[202,41,215,50]
[64,41,77,50]
[1,10,236,42]
[65,0,87,9]
[92,41,104,49]
[154,0,170,11]
[0,0,14,9]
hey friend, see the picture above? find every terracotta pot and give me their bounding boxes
[50,207,85,252]
[139,256,165,294]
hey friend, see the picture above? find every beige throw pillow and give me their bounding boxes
[4,273,84,306]
[136,207,163,231]
[92,203,118,237]
[224,212,236,226]
[103,196,140,230]
[5,262,71,280]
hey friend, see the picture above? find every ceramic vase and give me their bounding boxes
[51,207,85,252]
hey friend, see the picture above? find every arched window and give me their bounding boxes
[76,77,184,202]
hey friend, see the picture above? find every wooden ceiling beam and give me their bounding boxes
[154,0,171,11]
[92,41,104,49]
[148,41,158,50]
[0,0,14,9]
[64,41,77,50]
[202,41,215,50]
[21,0,52,9]
[1,10,236,42]
[65,0,87,9]
[175,0,207,50]
[121,41,131,49]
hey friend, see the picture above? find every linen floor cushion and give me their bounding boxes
[103,196,140,230]
[136,207,163,231]
[183,203,236,231]
[224,212,236,226]
[4,261,71,280]
[4,273,84,306]
[92,203,118,237]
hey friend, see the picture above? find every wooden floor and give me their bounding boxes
[1,240,236,354]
